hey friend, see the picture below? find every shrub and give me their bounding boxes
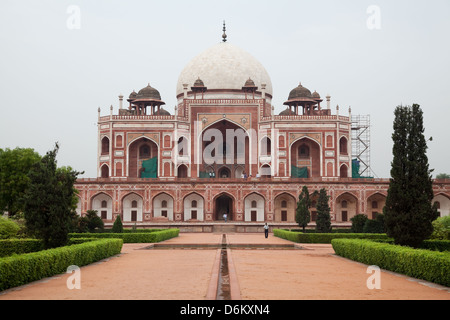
[350,214,368,233]
[0,239,44,257]
[111,215,123,233]
[0,238,123,291]
[430,216,450,240]
[363,214,385,233]
[331,238,450,287]
[273,229,387,243]
[69,228,179,243]
[0,216,20,239]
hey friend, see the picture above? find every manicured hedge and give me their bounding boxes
[0,239,44,258]
[273,229,388,243]
[0,238,123,291]
[331,239,450,287]
[69,228,179,243]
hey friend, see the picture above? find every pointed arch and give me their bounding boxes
[213,192,236,221]
[183,192,205,221]
[274,192,296,222]
[244,192,265,222]
[91,192,113,220]
[122,192,144,222]
[290,136,322,178]
[127,136,159,178]
[336,192,358,222]
[153,192,174,221]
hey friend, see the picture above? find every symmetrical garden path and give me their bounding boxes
[0,233,448,300]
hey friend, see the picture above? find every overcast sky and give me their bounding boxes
[1,0,449,179]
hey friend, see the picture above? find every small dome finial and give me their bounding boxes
[222,21,227,42]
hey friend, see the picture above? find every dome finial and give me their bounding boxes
[222,20,227,42]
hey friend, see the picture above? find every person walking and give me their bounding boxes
[264,222,269,238]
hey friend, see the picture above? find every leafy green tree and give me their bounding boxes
[0,148,41,216]
[0,216,20,239]
[23,143,83,248]
[363,213,386,233]
[295,186,315,232]
[111,214,123,233]
[83,210,104,233]
[436,173,450,179]
[430,216,450,240]
[350,214,368,233]
[384,104,438,247]
[315,188,332,233]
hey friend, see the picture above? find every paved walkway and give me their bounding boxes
[0,233,448,300]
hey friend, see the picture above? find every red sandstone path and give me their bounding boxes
[0,233,448,301]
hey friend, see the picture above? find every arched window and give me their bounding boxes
[101,200,107,208]
[101,165,109,178]
[372,201,378,209]
[281,200,287,208]
[101,137,110,155]
[261,137,271,156]
[116,135,123,148]
[131,200,138,208]
[192,200,197,208]
[161,200,167,208]
[341,200,348,209]
[140,145,151,158]
[251,200,257,208]
[340,165,348,178]
[298,145,310,158]
[340,137,348,155]
[434,201,441,209]
[178,137,188,156]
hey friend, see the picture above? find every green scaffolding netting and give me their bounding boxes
[141,157,158,178]
[291,165,308,178]
[352,159,373,179]
[199,171,210,179]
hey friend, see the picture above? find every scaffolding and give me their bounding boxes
[351,115,376,178]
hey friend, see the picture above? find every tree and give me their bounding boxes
[350,214,368,233]
[436,173,450,179]
[384,104,438,248]
[111,214,123,233]
[83,210,104,233]
[315,188,332,233]
[0,148,41,216]
[23,143,83,248]
[363,213,386,233]
[0,216,20,239]
[295,186,314,232]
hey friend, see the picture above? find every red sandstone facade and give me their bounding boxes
[74,39,450,228]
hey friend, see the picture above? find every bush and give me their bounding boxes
[69,228,179,243]
[273,229,387,243]
[0,217,20,239]
[363,214,385,233]
[111,215,123,233]
[0,238,123,291]
[331,238,450,287]
[350,214,368,233]
[0,239,44,257]
[430,216,450,240]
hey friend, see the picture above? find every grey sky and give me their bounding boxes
[1,0,449,179]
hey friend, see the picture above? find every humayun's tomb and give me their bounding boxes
[74,26,450,232]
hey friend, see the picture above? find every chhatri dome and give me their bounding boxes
[176,24,273,102]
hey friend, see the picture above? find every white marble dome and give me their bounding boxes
[176,42,273,98]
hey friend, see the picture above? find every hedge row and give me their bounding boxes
[273,229,388,243]
[69,228,179,243]
[0,238,123,291]
[0,239,44,258]
[331,239,450,287]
